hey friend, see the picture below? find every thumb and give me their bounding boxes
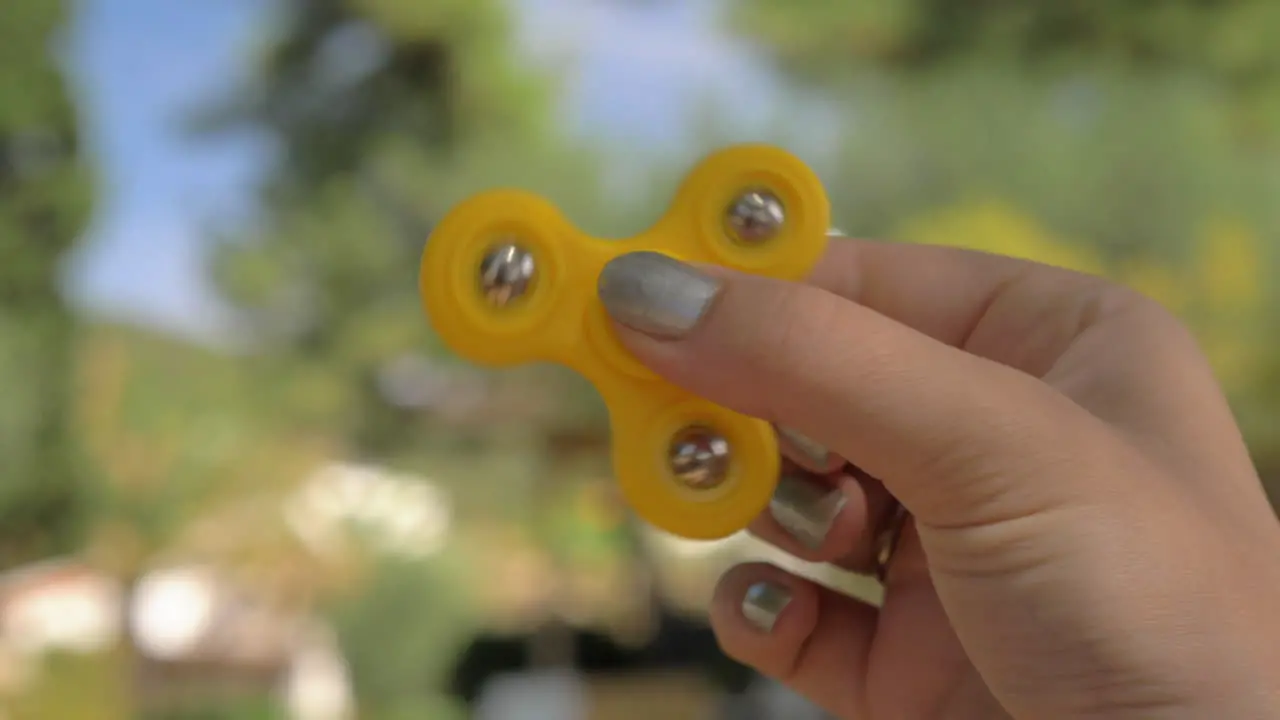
[596,251,1120,531]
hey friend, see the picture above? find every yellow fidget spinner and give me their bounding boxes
[419,144,830,540]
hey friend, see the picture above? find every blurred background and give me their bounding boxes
[2,0,1279,717]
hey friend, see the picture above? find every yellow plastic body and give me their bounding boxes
[419,144,830,540]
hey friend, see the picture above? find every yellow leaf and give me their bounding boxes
[1196,219,1263,315]
[896,200,1104,274]
[1116,262,1188,313]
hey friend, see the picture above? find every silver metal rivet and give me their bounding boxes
[668,426,730,490]
[726,189,785,244]
[479,243,535,307]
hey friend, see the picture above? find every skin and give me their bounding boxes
[601,237,1280,719]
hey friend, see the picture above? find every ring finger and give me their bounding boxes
[748,461,898,573]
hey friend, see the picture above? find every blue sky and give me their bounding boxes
[60,0,783,346]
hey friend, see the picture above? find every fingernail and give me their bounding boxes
[743,581,792,633]
[777,426,833,468]
[770,473,847,550]
[826,227,844,237]
[597,251,723,339]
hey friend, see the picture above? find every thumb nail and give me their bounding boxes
[597,251,723,339]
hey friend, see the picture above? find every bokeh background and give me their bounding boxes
[2,0,1278,718]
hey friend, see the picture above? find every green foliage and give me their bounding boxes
[327,557,473,720]
[200,0,559,193]
[730,0,1280,86]
[201,0,632,469]
[0,4,76,130]
[722,7,1280,468]
[0,0,95,567]
[195,6,648,705]
[6,650,130,720]
[76,324,272,570]
[140,697,286,720]
[811,65,1280,258]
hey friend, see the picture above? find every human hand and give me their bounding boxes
[596,237,1280,719]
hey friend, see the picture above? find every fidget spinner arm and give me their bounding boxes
[419,144,830,540]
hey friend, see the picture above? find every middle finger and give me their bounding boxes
[749,462,896,573]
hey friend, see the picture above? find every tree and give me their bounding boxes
[725,0,1280,479]
[69,323,348,716]
[0,0,95,567]
[195,1,660,708]
[198,0,623,470]
[730,0,1280,89]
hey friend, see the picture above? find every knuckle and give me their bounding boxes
[1091,282,1184,332]
[1089,283,1202,356]
[743,281,845,386]
[906,374,1097,527]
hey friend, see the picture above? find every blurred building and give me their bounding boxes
[284,460,453,561]
[445,512,872,720]
[0,558,353,720]
[0,558,121,695]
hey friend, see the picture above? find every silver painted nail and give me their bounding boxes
[770,472,847,550]
[597,251,724,339]
[743,581,792,633]
[777,426,833,468]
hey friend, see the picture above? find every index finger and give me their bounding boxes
[807,237,1261,511]
[809,236,1105,359]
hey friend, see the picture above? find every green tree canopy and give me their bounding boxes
[199,0,626,468]
[727,0,1280,475]
[731,0,1280,84]
[0,0,95,567]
